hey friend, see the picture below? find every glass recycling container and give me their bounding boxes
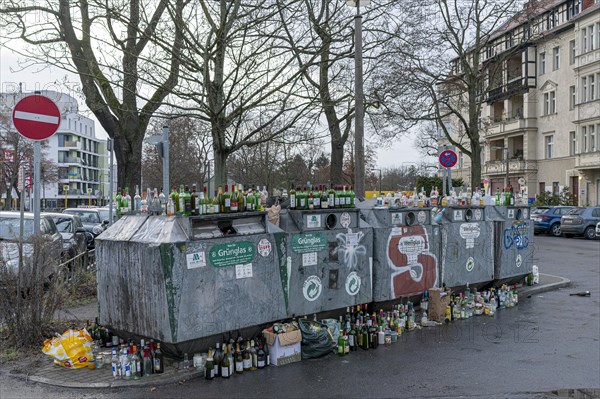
[360,202,440,301]
[96,212,288,344]
[487,206,534,283]
[436,206,495,289]
[279,208,373,316]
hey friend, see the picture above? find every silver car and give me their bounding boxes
[0,211,63,281]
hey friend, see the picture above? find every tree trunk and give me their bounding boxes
[213,149,229,188]
[330,135,344,185]
[470,138,482,190]
[114,133,143,196]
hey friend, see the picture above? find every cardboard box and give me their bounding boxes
[262,328,302,366]
[428,287,451,321]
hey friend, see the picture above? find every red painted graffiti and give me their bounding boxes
[387,225,438,298]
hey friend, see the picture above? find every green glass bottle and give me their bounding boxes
[171,186,179,213]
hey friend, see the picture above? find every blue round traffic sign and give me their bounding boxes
[439,149,458,168]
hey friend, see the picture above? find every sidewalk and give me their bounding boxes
[8,273,571,389]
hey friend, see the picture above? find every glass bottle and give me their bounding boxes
[213,342,222,378]
[328,186,335,208]
[142,347,152,377]
[230,184,239,212]
[242,340,251,371]
[238,184,245,213]
[158,189,166,214]
[222,185,231,213]
[221,345,230,378]
[250,339,258,371]
[133,185,142,211]
[191,184,198,215]
[205,349,215,380]
[256,342,266,369]
[167,194,175,216]
[170,186,179,213]
[111,348,120,379]
[154,342,164,374]
[235,343,244,374]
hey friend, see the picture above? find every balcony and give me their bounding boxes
[483,159,537,176]
[484,116,537,137]
[63,141,80,149]
[60,157,80,164]
[486,78,530,104]
[575,151,600,170]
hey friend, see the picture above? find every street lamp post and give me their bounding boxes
[372,168,382,194]
[347,0,369,201]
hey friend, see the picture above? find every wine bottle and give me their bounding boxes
[205,349,215,380]
[214,342,222,377]
[235,343,244,374]
[154,342,164,374]
[221,345,230,378]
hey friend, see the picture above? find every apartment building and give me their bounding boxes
[0,90,113,208]
[443,0,599,206]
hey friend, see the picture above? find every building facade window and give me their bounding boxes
[582,76,588,101]
[553,46,560,70]
[582,126,587,152]
[570,85,576,109]
[569,40,576,64]
[539,52,546,75]
[591,125,596,152]
[582,74,597,102]
[570,131,577,155]
[582,27,588,52]
[544,91,556,114]
[545,135,554,159]
[552,182,560,195]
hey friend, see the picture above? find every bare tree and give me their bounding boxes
[374,0,532,189]
[142,116,212,191]
[172,0,316,187]
[0,0,187,194]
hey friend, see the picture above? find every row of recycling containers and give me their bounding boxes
[96,203,533,345]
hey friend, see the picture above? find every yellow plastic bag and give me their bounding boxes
[42,328,93,369]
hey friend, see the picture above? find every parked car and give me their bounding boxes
[531,206,576,236]
[560,206,600,239]
[97,207,118,224]
[0,211,63,280]
[62,208,108,248]
[43,213,90,261]
[597,221,600,238]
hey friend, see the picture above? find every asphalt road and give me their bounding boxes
[1,235,598,399]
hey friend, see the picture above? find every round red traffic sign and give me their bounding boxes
[12,95,61,141]
[439,149,458,168]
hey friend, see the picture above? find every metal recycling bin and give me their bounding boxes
[279,208,373,316]
[360,205,440,301]
[437,206,494,288]
[487,206,534,283]
[96,212,288,344]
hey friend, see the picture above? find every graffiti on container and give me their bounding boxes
[333,228,367,270]
[387,226,438,298]
[503,222,529,250]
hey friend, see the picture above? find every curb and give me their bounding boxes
[521,273,571,297]
[10,369,203,389]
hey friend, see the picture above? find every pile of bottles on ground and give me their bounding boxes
[114,184,270,217]
[374,186,524,209]
[82,283,520,380]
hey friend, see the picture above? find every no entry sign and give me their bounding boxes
[12,95,61,141]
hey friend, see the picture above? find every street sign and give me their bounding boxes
[439,149,458,168]
[11,95,61,141]
[87,188,93,194]
[63,185,69,192]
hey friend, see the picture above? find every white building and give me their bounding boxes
[443,0,600,206]
[0,90,114,208]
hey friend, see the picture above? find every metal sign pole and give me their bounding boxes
[162,126,170,197]
[108,138,114,225]
[33,141,41,234]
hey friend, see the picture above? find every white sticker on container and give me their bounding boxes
[417,211,427,225]
[474,209,483,221]
[508,209,515,219]
[235,263,253,279]
[303,275,322,301]
[340,212,351,228]
[257,238,272,257]
[466,257,475,272]
[516,254,522,268]
[345,272,361,296]
[391,213,403,225]
[186,252,206,269]
[302,252,318,266]
[306,214,321,228]
[454,210,463,221]
[459,223,481,249]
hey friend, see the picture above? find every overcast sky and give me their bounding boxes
[0,48,423,169]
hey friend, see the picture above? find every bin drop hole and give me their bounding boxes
[515,208,522,220]
[464,209,473,222]
[326,214,337,229]
[218,221,237,235]
[405,212,416,226]
[329,269,339,289]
